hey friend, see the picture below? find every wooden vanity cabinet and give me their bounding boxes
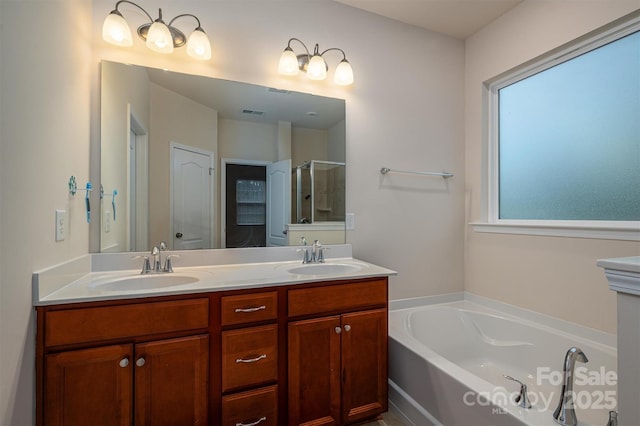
[219,291,280,426]
[287,278,388,426]
[37,276,389,426]
[37,298,210,426]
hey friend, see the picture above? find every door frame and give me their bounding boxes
[169,142,215,250]
[127,105,148,252]
[220,158,270,249]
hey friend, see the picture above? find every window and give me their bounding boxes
[477,15,640,240]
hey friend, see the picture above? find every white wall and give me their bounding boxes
[465,1,640,334]
[0,1,93,424]
[1,0,465,422]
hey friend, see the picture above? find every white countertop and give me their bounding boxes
[597,256,640,274]
[33,245,397,306]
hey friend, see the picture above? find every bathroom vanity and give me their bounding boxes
[33,246,395,426]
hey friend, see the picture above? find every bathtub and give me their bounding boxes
[388,298,617,426]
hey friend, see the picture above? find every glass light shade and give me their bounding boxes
[146,21,174,54]
[334,59,354,86]
[102,12,133,47]
[186,29,211,60]
[306,55,327,80]
[278,48,300,76]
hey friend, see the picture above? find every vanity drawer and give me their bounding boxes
[221,291,278,326]
[44,299,209,347]
[221,324,277,392]
[221,385,278,426]
[288,279,387,318]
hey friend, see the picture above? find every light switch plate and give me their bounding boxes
[55,210,67,241]
[346,213,355,230]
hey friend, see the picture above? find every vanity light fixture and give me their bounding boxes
[102,0,212,60]
[278,38,354,86]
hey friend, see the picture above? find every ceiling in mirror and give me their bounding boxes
[97,61,346,253]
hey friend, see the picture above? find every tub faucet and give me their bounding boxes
[503,375,532,409]
[553,347,589,426]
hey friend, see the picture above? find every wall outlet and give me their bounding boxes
[55,210,67,241]
[104,210,112,233]
[346,213,355,230]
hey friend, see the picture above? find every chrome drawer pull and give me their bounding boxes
[234,305,267,313]
[236,416,266,426]
[235,354,267,364]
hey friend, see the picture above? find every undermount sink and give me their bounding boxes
[90,274,200,292]
[287,263,362,276]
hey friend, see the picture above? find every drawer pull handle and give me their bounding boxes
[234,305,267,313]
[236,416,266,426]
[235,354,267,364]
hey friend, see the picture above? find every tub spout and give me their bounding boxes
[553,347,589,426]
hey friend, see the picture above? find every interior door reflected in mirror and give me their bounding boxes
[98,61,346,253]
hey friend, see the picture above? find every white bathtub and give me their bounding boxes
[388,299,617,426]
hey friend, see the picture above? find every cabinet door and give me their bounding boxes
[341,309,388,424]
[44,344,133,426]
[134,335,209,426]
[288,316,341,426]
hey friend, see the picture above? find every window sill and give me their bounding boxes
[471,222,640,241]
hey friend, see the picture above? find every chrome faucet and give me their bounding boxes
[503,375,532,409]
[553,347,589,426]
[142,242,174,273]
[297,238,328,264]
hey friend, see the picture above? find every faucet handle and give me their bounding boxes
[296,247,312,264]
[503,375,532,409]
[163,254,179,273]
[133,255,152,274]
[317,246,330,263]
[159,241,167,251]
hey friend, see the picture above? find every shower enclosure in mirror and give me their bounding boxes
[293,161,346,224]
[98,60,346,252]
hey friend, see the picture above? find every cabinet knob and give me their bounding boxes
[335,327,342,334]
[175,232,183,239]
[119,357,129,368]
[236,416,266,426]
[344,324,351,332]
[136,357,146,367]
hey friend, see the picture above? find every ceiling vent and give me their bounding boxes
[242,109,265,116]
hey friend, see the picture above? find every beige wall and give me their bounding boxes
[464,1,640,334]
[100,61,151,252]
[292,127,329,166]
[148,83,218,247]
[0,1,93,424]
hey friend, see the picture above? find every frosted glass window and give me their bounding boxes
[498,30,640,221]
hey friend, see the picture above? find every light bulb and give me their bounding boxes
[278,47,300,76]
[146,20,173,54]
[102,12,133,47]
[186,28,211,60]
[306,55,327,80]
[334,59,354,86]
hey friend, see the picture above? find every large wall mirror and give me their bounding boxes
[98,60,346,253]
